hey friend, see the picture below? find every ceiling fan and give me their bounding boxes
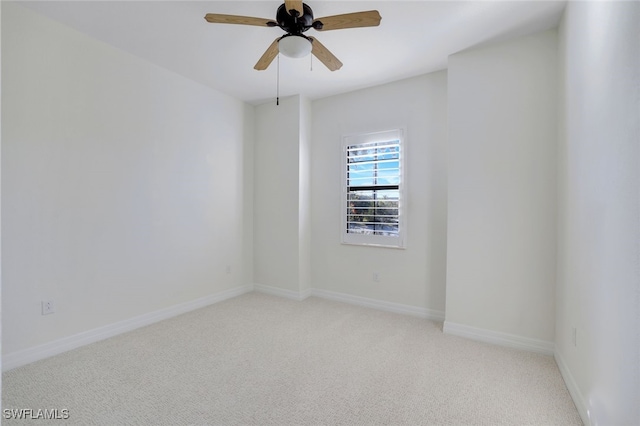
[204,1,381,72]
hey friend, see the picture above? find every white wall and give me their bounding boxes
[310,73,448,314]
[556,2,640,424]
[445,30,558,346]
[243,107,255,290]
[2,3,252,355]
[253,95,310,296]
[299,97,312,295]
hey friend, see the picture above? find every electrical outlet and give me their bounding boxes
[41,300,55,315]
[372,272,380,282]
[226,265,231,274]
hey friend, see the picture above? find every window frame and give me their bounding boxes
[341,128,406,249]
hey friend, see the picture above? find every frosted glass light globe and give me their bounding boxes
[278,36,312,58]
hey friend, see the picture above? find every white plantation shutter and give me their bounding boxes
[342,129,405,248]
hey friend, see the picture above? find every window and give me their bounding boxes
[342,129,404,248]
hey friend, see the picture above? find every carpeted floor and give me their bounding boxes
[3,292,582,425]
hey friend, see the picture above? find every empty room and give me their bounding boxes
[1,1,638,425]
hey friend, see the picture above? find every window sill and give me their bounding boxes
[340,241,406,250]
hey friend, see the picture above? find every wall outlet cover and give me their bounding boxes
[42,300,55,315]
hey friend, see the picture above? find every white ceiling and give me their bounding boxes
[19,1,567,105]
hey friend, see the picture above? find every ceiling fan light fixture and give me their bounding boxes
[278,35,312,58]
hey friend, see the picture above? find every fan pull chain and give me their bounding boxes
[276,54,280,106]
[310,53,313,71]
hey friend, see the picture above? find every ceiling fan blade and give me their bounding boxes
[309,37,343,71]
[313,10,381,31]
[204,14,276,27]
[254,38,281,71]
[284,0,304,16]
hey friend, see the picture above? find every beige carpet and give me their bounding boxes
[3,292,581,425]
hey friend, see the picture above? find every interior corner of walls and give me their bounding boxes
[253,283,309,302]
[299,287,312,301]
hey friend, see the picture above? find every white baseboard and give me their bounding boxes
[2,285,253,372]
[310,288,445,321]
[443,321,555,355]
[253,283,311,301]
[554,350,590,425]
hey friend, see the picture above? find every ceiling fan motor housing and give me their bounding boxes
[276,3,315,35]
